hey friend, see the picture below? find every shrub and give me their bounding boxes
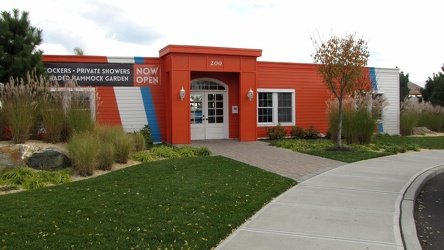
[112,131,134,164]
[66,109,95,135]
[305,125,320,139]
[177,146,211,157]
[140,125,153,146]
[327,93,378,144]
[266,124,287,140]
[192,146,212,156]
[68,132,99,176]
[402,98,444,133]
[1,167,71,190]
[94,125,133,164]
[275,139,310,151]
[96,143,115,171]
[326,99,340,143]
[418,112,444,132]
[354,108,377,144]
[177,146,196,157]
[132,151,159,163]
[0,106,6,140]
[40,85,66,143]
[131,131,146,152]
[150,145,181,158]
[400,111,418,136]
[45,169,72,184]
[21,176,46,190]
[132,145,211,162]
[290,126,306,139]
[342,106,357,144]
[1,76,42,143]
[41,101,66,143]
[2,167,34,185]
[64,83,95,135]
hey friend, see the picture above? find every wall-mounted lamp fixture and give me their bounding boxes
[247,88,254,101]
[179,87,186,101]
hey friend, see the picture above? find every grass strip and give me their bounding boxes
[0,156,296,249]
[268,136,444,163]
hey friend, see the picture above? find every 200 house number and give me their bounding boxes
[210,61,222,66]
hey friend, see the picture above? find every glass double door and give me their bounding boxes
[190,92,227,140]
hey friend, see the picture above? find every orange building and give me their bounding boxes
[43,45,400,144]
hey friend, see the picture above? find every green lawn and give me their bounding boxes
[0,156,296,249]
[268,135,444,163]
[375,135,444,149]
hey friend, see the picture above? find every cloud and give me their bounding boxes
[228,0,278,14]
[40,25,87,54]
[81,1,162,45]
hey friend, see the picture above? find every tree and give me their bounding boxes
[0,9,45,84]
[399,71,410,103]
[73,47,84,55]
[311,34,371,148]
[421,65,444,106]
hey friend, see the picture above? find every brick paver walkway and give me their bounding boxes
[190,139,346,182]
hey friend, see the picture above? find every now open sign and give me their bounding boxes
[134,65,161,86]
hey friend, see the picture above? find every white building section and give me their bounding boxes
[114,87,148,132]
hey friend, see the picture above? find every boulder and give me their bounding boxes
[26,147,72,171]
[0,144,40,168]
[413,127,437,135]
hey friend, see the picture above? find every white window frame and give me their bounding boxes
[257,88,295,126]
[50,87,96,121]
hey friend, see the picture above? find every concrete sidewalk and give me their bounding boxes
[212,148,444,250]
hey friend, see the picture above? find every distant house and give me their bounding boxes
[408,82,422,97]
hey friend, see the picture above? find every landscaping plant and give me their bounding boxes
[131,131,146,152]
[266,123,287,140]
[401,98,444,134]
[1,167,71,190]
[400,110,418,136]
[40,88,66,143]
[67,131,99,176]
[0,103,6,140]
[1,74,44,143]
[327,92,387,144]
[140,124,153,146]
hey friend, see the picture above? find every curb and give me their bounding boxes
[400,164,444,250]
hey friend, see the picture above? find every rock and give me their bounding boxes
[413,127,437,135]
[0,144,25,168]
[26,147,72,171]
[19,144,41,159]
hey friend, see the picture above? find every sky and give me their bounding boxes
[2,0,444,86]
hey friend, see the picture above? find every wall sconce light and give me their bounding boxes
[247,88,254,101]
[179,87,186,101]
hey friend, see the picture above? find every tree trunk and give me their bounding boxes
[337,98,343,148]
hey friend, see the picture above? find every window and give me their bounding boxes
[257,89,295,126]
[52,87,96,120]
[191,80,225,90]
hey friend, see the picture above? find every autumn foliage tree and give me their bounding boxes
[311,34,371,148]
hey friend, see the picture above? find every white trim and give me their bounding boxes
[257,88,295,127]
